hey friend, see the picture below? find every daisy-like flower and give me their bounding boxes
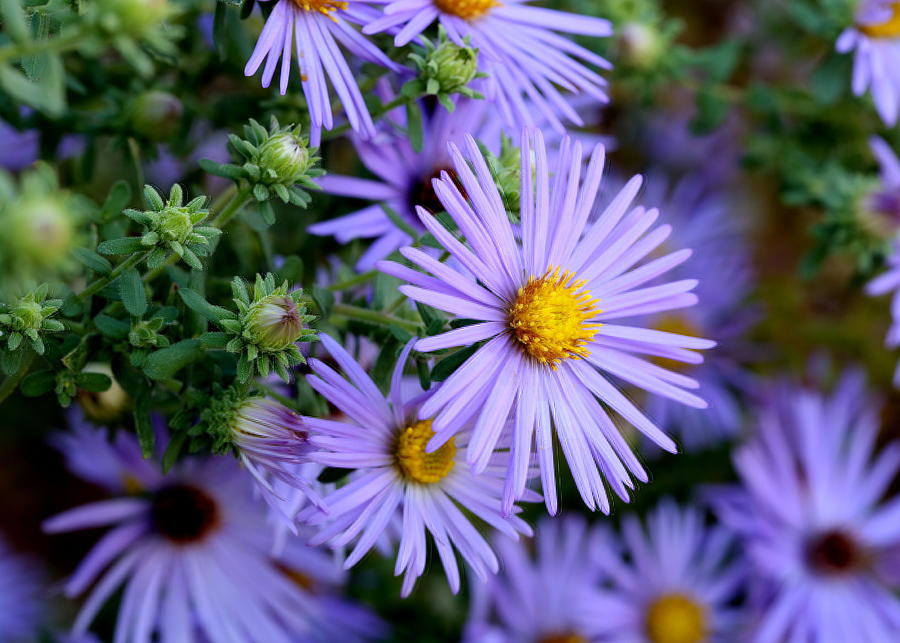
[0,536,44,641]
[244,0,400,144]
[463,517,609,643]
[862,136,900,238]
[837,0,900,125]
[638,177,756,450]
[310,98,496,270]
[299,333,536,597]
[710,371,900,642]
[589,499,745,643]
[868,242,900,386]
[44,422,375,643]
[378,130,714,513]
[364,0,612,132]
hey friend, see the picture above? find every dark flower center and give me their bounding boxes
[150,484,221,543]
[806,529,861,575]
[408,166,458,216]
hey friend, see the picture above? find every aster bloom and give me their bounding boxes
[310,98,497,270]
[867,243,900,386]
[300,333,536,597]
[589,499,745,643]
[44,423,372,643]
[837,1,900,125]
[244,0,400,144]
[862,136,900,237]
[710,372,900,642]
[639,178,756,450]
[464,517,610,643]
[0,536,44,641]
[378,131,714,513]
[364,0,612,133]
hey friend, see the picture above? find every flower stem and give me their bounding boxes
[331,304,420,334]
[0,351,35,407]
[77,252,146,301]
[328,269,378,292]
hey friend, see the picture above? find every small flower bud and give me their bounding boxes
[129,91,183,141]
[246,294,306,352]
[257,131,312,186]
[619,22,663,68]
[427,39,479,95]
[97,0,171,36]
[8,195,75,271]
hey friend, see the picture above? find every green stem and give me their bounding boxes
[323,96,408,141]
[77,252,146,301]
[0,351,35,406]
[328,269,378,292]
[0,28,84,64]
[331,303,419,334]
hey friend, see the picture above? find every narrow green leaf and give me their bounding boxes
[311,286,335,318]
[20,370,55,397]
[98,237,146,255]
[143,339,205,380]
[119,268,148,317]
[430,344,479,381]
[72,248,112,274]
[101,180,132,221]
[405,101,424,153]
[0,0,29,44]
[134,393,155,458]
[178,287,234,324]
[74,371,112,392]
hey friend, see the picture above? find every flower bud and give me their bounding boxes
[246,294,306,352]
[97,0,171,36]
[7,195,75,271]
[156,206,194,245]
[77,363,130,423]
[129,91,182,141]
[427,40,479,95]
[257,132,312,186]
[619,22,663,68]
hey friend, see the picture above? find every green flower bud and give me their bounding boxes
[427,39,479,95]
[257,131,312,186]
[129,91,183,141]
[156,206,194,245]
[0,285,64,356]
[246,294,306,352]
[97,0,171,36]
[7,195,76,270]
[619,22,663,68]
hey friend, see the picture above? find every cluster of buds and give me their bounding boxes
[203,118,322,225]
[217,274,317,383]
[404,28,485,111]
[486,135,523,218]
[0,164,83,292]
[99,184,220,271]
[0,285,64,362]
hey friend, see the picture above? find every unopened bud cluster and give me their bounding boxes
[405,28,485,111]
[0,285,64,357]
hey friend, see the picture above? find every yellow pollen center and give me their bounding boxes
[860,3,900,38]
[395,419,456,484]
[645,594,708,643]
[433,0,499,20]
[291,0,348,20]
[508,266,601,368]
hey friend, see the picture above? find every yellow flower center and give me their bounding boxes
[860,3,900,38]
[291,0,348,20]
[645,594,708,643]
[508,266,601,368]
[434,0,498,21]
[395,419,456,484]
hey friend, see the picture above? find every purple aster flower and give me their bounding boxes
[589,499,745,642]
[709,371,900,641]
[244,0,401,145]
[44,423,374,642]
[310,98,497,270]
[0,536,44,641]
[837,1,900,125]
[364,0,612,132]
[299,333,536,597]
[862,136,900,238]
[378,130,714,514]
[868,243,900,386]
[638,177,756,450]
[0,118,39,171]
[463,517,610,643]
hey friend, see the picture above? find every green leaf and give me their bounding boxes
[178,287,234,323]
[0,60,64,116]
[118,268,147,317]
[430,344,479,381]
[382,203,420,240]
[162,430,188,473]
[311,286,335,318]
[94,313,130,339]
[198,332,229,348]
[143,339,205,380]
[134,393,155,458]
[101,180,132,221]
[20,370,55,397]
[1,0,29,44]
[74,372,112,392]
[275,255,304,285]
[199,159,245,181]
[405,101,424,153]
[72,248,113,274]
[98,237,146,255]
[317,467,353,484]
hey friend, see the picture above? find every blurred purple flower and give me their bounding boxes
[379,130,714,514]
[44,422,377,643]
[837,1,900,125]
[364,0,612,132]
[299,334,536,597]
[244,0,401,145]
[0,535,44,641]
[0,119,39,171]
[710,371,900,641]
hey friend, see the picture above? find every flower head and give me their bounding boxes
[379,130,714,514]
[836,1,900,125]
[364,0,613,132]
[44,421,371,642]
[709,371,900,641]
[300,334,536,596]
[244,0,401,144]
